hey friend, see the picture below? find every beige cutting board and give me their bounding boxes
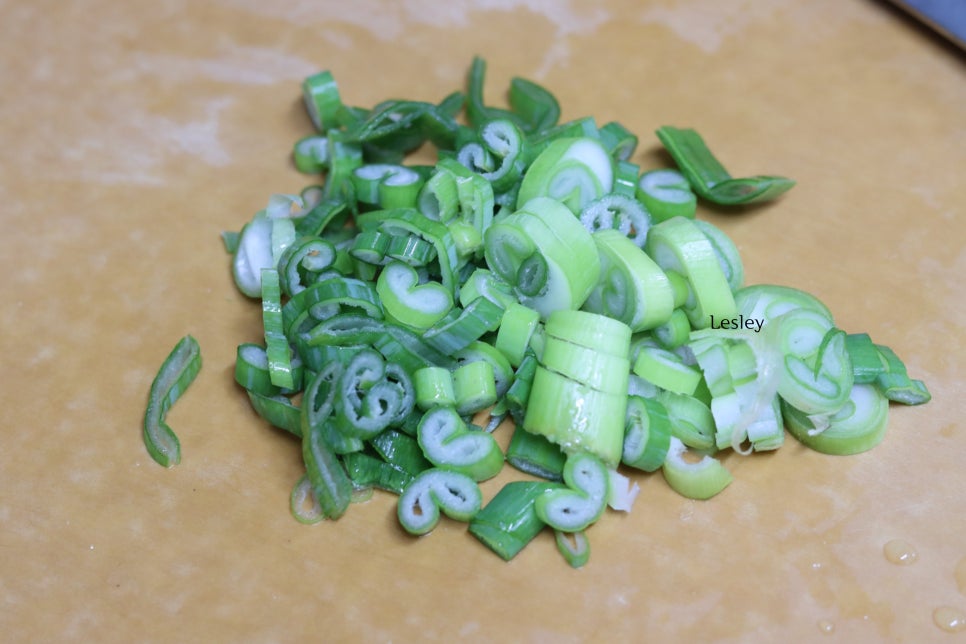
[2,0,963,641]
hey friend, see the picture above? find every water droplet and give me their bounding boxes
[932,606,966,632]
[955,556,966,596]
[883,539,918,565]
[817,619,835,634]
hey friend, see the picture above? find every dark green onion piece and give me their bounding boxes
[845,333,887,384]
[343,451,414,495]
[656,126,795,205]
[466,56,523,131]
[598,121,638,161]
[508,76,560,134]
[247,391,302,438]
[506,425,566,481]
[370,429,432,476]
[468,480,563,561]
[301,419,353,519]
[221,230,240,254]
[874,344,931,405]
[302,362,363,454]
[295,198,349,237]
[261,268,296,390]
[142,335,202,467]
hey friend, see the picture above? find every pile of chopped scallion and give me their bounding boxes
[143,57,930,568]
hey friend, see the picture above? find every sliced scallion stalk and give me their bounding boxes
[505,425,566,481]
[143,335,202,467]
[534,451,610,532]
[396,468,482,535]
[416,406,504,481]
[661,437,733,500]
[783,384,889,455]
[635,168,697,222]
[290,474,326,525]
[468,481,564,561]
[656,126,795,205]
[554,530,591,569]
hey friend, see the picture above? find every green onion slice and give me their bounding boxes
[635,168,697,222]
[516,137,614,214]
[783,384,889,455]
[656,126,795,205]
[584,229,675,332]
[644,216,737,329]
[579,193,651,247]
[622,395,672,472]
[416,406,504,481]
[397,468,482,535]
[534,451,610,532]
[554,530,591,569]
[661,437,733,500]
[142,335,202,467]
[468,480,564,561]
[290,474,326,524]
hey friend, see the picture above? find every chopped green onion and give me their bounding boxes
[414,366,456,410]
[645,216,737,329]
[494,302,541,367]
[468,481,563,561]
[302,418,353,519]
[632,345,702,396]
[290,474,326,525]
[523,366,628,468]
[396,468,482,535]
[246,391,302,437]
[578,193,651,247]
[598,121,638,161]
[508,76,560,133]
[554,530,591,569]
[635,168,697,222]
[302,70,345,132]
[343,451,414,494]
[452,360,498,416]
[261,268,296,390]
[621,395,671,472]
[183,57,933,568]
[376,260,453,330]
[505,425,566,481]
[234,343,279,397]
[369,429,432,476]
[416,406,504,481]
[583,229,674,332]
[874,344,931,405]
[516,137,614,214]
[656,126,795,205]
[142,335,202,467]
[293,135,329,174]
[534,452,609,532]
[783,384,889,455]
[661,437,733,500]
[540,335,629,395]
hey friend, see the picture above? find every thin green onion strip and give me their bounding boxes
[656,126,796,205]
[534,452,610,532]
[143,335,202,467]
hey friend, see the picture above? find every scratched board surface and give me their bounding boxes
[2,1,964,641]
